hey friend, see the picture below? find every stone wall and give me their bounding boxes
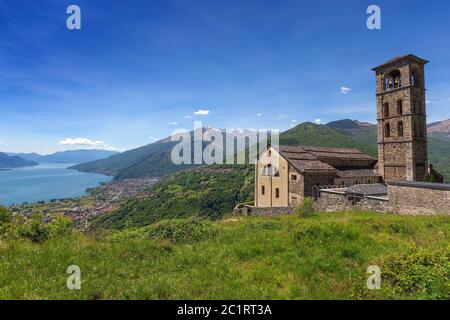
[313,190,389,213]
[388,181,450,215]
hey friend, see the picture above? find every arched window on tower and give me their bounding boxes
[383,103,390,117]
[397,100,403,115]
[384,70,401,90]
[397,121,404,137]
[385,123,391,138]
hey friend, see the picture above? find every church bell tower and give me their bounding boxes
[372,54,429,182]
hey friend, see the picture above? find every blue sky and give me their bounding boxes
[1,0,450,153]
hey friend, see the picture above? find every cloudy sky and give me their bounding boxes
[1,0,450,153]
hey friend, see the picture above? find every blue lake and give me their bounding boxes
[0,163,112,206]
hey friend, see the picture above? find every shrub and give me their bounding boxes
[146,218,216,243]
[0,206,12,224]
[109,218,217,243]
[295,197,315,218]
[46,214,73,237]
[19,214,49,243]
[382,248,449,299]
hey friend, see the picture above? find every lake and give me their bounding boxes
[0,163,112,206]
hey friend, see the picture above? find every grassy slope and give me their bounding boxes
[1,212,448,299]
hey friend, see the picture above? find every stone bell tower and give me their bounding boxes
[372,54,429,182]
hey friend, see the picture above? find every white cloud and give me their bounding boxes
[194,109,210,116]
[168,121,179,125]
[185,115,192,119]
[149,137,160,142]
[314,118,322,125]
[58,138,117,151]
[340,86,351,94]
[291,119,298,123]
[257,113,262,117]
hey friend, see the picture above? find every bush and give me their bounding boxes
[0,206,13,224]
[295,197,315,217]
[383,248,449,299]
[146,218,216,243]
[46,215,73,237]
[15,214,73,243]
[109,218,217,243]
[19,214,49,243]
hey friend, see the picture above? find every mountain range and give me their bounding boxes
[71,119,450,183]
[70,129,257,179]
[7,149,118,165]
[0,152,37,169]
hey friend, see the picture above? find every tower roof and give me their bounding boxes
[372,54,429,72]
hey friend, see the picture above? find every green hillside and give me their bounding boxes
[1,211,448,299]
[280,122,378,157]
[92,165,254,229]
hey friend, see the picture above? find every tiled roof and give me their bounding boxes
[336,169,379,178]
[276,145,374,173]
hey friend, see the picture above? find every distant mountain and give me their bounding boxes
[0,152,38,169]
[71,129,256,179]
[7,150,118,164]
[427,119,450,141]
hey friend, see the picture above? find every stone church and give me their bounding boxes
[254,54,442,208]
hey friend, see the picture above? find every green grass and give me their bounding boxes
[1,211,448,300]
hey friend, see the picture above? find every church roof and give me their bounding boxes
[336,169,379,178]
[276,145,376,173]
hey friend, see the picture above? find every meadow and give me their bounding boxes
[0,211,448,300]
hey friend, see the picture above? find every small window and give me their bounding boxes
[397,121,404,137]
[275,188,280,198]
[385,122,391,138]
[291,174,297,181]
[268,150,272,157]
[261,185,265,195]
[397,100,403,115]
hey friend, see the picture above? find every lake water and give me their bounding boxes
[0,163,112,206]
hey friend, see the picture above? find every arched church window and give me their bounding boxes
[384,70,401,90]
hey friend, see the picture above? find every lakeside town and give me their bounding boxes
[8,178,160,229]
